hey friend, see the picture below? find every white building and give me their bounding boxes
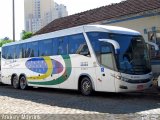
[53,3,68,19]
[24,0,68,33]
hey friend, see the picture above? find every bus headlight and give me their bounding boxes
[114,75,131,82]
[115,75,121,79]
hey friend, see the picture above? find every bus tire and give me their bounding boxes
[19,76,28,90]
[12,75,20,89]
[80,77,93,96]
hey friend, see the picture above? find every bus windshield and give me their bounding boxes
[111,34,151,75]
[87,32,151,75]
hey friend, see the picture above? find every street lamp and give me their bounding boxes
[13,0,15,42]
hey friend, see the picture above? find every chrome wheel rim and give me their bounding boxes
[82,80,91,94]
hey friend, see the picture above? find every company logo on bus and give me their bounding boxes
[25,57,63,74]
[25,55,72,86]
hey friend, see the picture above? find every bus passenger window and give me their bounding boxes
[53,38,59,55]
[15,45,19,59]
[76,44,90,56]
[58,37,68,55]
[68,33,90,56]
[2,47,7,59]
[19,44,27,58]
[7,46,15,59]
[39,39,53,56]
[26,42,38,58]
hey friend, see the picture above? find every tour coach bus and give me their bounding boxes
[1,25,154,95]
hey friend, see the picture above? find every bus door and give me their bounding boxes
[95,42,116,92]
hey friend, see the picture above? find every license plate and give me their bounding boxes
[137,85,144,90]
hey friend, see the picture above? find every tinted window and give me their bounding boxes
[53,38,59,55]
[26,42,38,57]
[68,34,88,54]
[58,37,68,55]
[87,32,109,53]
[15,45,19,59]
[7,46,15,59]
[2,46,15,59]
[110,34,151,74]
[39,39,53,56]
[2,47,7,59]
[15,44,26,58]
[101,43,112,54]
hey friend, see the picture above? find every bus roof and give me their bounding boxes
[3,25,141,47]
[84,25,140,35]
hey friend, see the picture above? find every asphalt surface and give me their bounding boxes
[0,84,159,120]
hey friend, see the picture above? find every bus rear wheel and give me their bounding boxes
[12,75,20,89]
[80,77,93,96]
[19,76,28,90]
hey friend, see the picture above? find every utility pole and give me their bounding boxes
[13,0,15,42]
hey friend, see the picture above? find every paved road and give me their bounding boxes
[0,85,159,119]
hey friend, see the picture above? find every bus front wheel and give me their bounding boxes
[19,76,28,90]
[12,75,20,89]
[80,77,93,96]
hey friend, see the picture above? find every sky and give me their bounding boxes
[0,0,122,41]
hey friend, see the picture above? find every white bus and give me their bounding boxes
[1,25,154,95]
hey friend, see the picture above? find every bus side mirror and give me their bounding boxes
[99,39,120,54]
[146,41,159,51]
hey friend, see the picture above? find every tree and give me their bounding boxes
[22,30,33,40]
[3,37,10,40]
[0,40,13,47]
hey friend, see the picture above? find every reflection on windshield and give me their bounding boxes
[87,32,151,75]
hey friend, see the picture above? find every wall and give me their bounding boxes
[107,15,160,41]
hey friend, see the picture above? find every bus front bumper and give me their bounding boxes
[115,79,152,92]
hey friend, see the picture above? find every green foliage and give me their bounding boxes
[22,30,33,40]
[0,40,13,47]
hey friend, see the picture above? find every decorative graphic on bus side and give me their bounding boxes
[26,57,63,75]
[25,55,72,85]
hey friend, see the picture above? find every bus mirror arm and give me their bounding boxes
[99,39,120,54]
[146,41,159,51]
